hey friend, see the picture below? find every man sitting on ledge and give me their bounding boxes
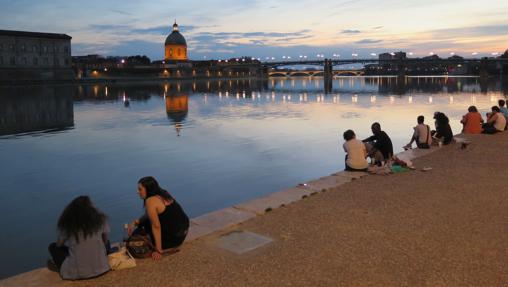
[404,115,432,150]
[362,122,393,165]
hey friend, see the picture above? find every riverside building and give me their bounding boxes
[0,30,73,81]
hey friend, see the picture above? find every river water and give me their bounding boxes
[0,76,506,278]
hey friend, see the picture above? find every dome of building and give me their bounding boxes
[165,23,187,46]
[164,21,188,61]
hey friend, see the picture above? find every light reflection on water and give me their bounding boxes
[0,76,506,278]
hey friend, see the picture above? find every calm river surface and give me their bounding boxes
[0,76,506,278]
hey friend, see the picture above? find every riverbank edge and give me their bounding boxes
[0,136,468,285]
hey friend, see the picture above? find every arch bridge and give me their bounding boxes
[268,70,364,77]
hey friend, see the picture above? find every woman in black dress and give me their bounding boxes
[131,176,189,260]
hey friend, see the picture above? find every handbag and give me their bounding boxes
[126,234,154,258]
[108,247,137,270]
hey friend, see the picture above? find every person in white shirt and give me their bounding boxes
[343,129,368,171]
[404,115,432,149]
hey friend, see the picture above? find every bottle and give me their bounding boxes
[122,223,130,247]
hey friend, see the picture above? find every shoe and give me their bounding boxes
[46,259,58,272]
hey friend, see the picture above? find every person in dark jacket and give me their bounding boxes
[432,112,453,145]
[362,122,393,165]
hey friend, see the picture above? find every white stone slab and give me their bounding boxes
[216,231,273,255]
[185,222,212,241]
[190,207,256,238]
[234,187,313,215]
[395,148,436,162]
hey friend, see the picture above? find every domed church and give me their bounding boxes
[165,21,188,61]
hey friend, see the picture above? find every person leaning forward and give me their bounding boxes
[362,122,393,165]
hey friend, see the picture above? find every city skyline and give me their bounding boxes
[1,0,507,60]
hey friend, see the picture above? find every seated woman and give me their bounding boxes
[461,106,483,134]
[343,129,368,171]
[48,196,110,280]
[130,176,190,260]
[404,115,432,149]
[432,112,453,145]
[482,106,506,134]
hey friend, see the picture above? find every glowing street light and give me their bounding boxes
[121,59,125,64]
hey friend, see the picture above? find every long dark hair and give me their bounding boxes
[57,196,106,242]
[434,112,449,127]
[138,176,173,205]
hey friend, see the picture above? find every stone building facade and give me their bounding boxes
[0,30,73,81]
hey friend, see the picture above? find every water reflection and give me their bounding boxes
[166,95,188,136]
[0,86,74,136]
[1,77,507,138]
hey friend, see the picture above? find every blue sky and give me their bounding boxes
[1,0,507,60]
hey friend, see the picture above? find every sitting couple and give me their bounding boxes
[404,113,453,149]
[343,122,393,171]
[47,176,189,280]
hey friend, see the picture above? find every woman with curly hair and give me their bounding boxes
[48,196,110,280]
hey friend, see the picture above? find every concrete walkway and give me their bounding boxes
[2,133,508,286]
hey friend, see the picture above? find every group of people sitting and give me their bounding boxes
[462,99,508,135]
[343,99,508,171]
[46,99,508,281]
[343,122,394,171]
[47,176,189,280]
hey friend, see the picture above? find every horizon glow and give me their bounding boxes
[1,0,507,60]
